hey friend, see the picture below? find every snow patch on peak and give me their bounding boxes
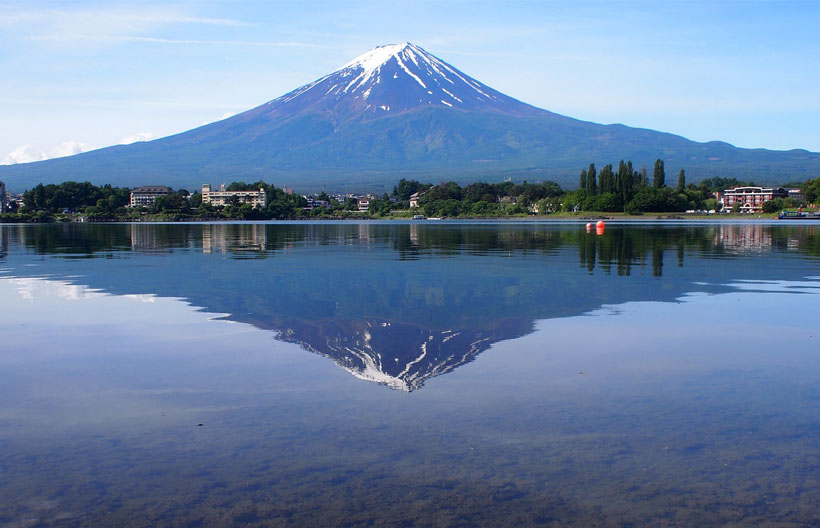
[338,42,435,91]
[340,42,410,74]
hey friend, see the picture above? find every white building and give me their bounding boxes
[202,184,266,208]
[721,186,787,213]
[129,186,171,208]
[357,197,371,211]
[409,191,424,208]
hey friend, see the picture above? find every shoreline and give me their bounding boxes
[0,213,800,225]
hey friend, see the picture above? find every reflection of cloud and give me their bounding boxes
[1,140,93,165]
[7,278,182,304]
[8,277,105,301]
[728,279,820,295]
[122,293,158,303]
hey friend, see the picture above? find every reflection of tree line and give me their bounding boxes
[0,225,7,259]
[577,228,680,277]
[4,223,820,273]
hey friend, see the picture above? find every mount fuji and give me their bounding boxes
[2,42,819,191]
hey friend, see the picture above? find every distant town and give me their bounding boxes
[1,159,819,222]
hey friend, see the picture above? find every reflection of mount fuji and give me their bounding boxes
[2,222,819,391]
[272,317,531,392]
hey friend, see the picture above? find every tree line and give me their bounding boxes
[564,159,715,213]
[384,179,565,218]
[4,172,819,222]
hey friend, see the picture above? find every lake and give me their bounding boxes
[1,221,819,527]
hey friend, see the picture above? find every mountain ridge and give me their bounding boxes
[2,42,818,191]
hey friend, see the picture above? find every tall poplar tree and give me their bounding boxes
[579,169,587,192]
[653,159,665,189]
[599,164,614,194]
[677,169,685,192]
[587,163,597,196]
[617,160,635,208]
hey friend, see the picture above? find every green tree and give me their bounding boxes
[615,160,636,210]
[762,199,783,214]
[598,164,614,195]
[653,159,665,189]
[639,166,649,187]
[586,164,597,196]
[392,179,430,201]
[677,169,685,192]
[802,177,820,204]
[368,195,393,216]
[703,198,722,212]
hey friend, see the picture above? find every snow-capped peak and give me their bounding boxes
[340,42,414,75]
[264,42,541,119]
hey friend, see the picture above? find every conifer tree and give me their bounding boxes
[579,169,587,192]
[677,169,685,192]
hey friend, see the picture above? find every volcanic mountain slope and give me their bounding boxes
[3,42,819,190]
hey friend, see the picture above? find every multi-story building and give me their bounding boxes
[721,186,787,213]
[129,185,172,208]
[409,191,424,208]
[357,197,371,211]
[303,197,330,210]
[201,184,266,208]
[787,188,805,205]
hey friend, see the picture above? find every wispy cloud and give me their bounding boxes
[0,5,249,44]
[31,33,323,48]
[0,7,247,28]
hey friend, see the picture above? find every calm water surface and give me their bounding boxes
[1,221,820,527]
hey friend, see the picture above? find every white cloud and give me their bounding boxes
[48,140,91,158]
[1,143,46,164]
[119,132,154,145]
[1,140,93,165]
[199,112,236,126]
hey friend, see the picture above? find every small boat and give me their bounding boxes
[778,210,820,220]
[412,215,425,220]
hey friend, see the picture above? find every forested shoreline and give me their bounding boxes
[2,159,818,223]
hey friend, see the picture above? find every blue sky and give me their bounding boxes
[1,0,819,164]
